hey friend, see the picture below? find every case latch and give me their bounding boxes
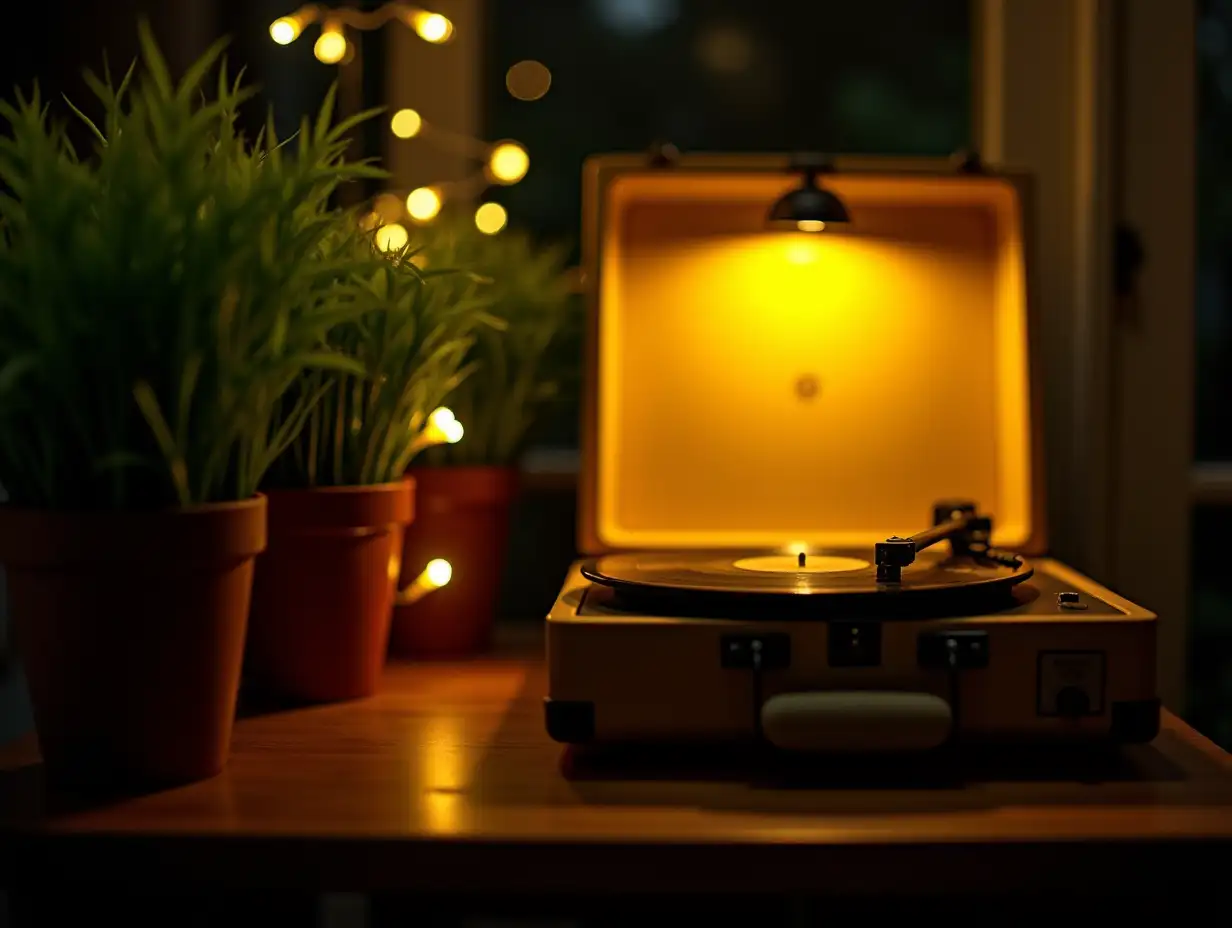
[720,634,790,670]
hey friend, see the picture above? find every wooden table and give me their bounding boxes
[1,639,1230,900]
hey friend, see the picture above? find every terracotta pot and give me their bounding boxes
[390,466,518,658]
[246,479,414,703]
[0,497,266,791]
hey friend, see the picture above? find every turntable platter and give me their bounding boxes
[580,548,1033,604]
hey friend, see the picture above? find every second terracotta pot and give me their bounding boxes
[246,479,414,703]
[390,466,518,658]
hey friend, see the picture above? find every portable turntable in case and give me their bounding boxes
[545,155,1159,753]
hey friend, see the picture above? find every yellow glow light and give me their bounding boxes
[414,12,453,43]
[360,211,381,231]
[474,202,508,235]
[375,223,409,253]
[390,108,423,139]
[488,142,529,184]
[397,557,454,606]
[411,407,464,452]
[314,24,348,64]
[270,16,301,45]
[506,60,552,101]
[425,558,453,588]
[406,186,442,223]
[797,219,826,233]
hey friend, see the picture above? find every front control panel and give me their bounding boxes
[1037,651,1106,717]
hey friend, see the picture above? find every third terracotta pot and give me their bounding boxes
[246,479,414,703]
[390,466,518,658]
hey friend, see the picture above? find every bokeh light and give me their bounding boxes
[374,192,404,223]
[314,25,347,64]
[697,26,753,73]
[269,17,301,45]
[474,202,508,235]
[390,108,423,139]
[425,558,453,588]
[414,12,453,43]
[375,223,409,253]
[506,60,552,101]
[487,142,529,184]
[406,187,442,223]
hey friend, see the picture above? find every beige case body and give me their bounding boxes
[546,156,1158,749]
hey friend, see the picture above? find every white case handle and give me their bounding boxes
[760,691,953,752]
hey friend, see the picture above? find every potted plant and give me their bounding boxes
[0,28,379,789]
[390,213,578,657]
[245,228,493,703]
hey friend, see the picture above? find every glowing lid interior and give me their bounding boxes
[586,169,1038,554]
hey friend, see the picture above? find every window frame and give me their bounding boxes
[977,0,1196,710]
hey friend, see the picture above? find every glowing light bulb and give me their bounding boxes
[425,558,452,588]
[270,17,301,45]
[414,407,462,449]
[406,186,442,223]
[375,223,409,253]
[390,108,423,139]
[314,24,347,64]
[398,556,454,604]
[474,202,507,235]
[414,12,453,43]
[797,219,825,233]
[488,142,529,184]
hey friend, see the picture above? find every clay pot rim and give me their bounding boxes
[0,494,268,566]
[407,466,518,506]
[264,477,415,534]
[0,493,266,519]
[262,477,414,500]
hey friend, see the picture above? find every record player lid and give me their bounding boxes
[579,156,1044,557]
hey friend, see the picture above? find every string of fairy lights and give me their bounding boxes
[269,5,550,597]
[270,3,550,253]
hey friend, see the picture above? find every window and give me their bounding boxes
[483,0,971,244]
[480,0,971,451]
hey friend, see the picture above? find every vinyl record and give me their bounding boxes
[581,548,1032,605]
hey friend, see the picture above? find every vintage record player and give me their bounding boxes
[545,154,1160,752]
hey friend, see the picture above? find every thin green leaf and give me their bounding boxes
[132,381,190,507]
[61,95,106,147]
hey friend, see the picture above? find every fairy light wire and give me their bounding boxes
[273,3,454,40]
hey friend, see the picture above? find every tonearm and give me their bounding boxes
[874,500,1023,583]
